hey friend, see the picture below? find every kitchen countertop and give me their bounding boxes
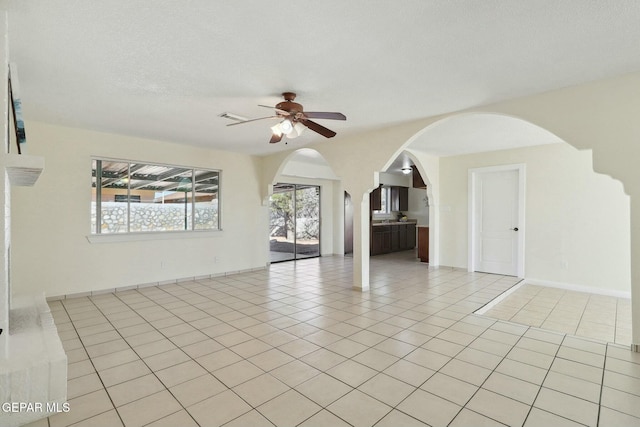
[371,221,418,226]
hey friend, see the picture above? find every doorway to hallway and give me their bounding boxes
[269,183,321,263]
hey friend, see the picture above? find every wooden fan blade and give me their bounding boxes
[303,112,346,120]
[301,119,337,138]
[226,116,279,126]
[269,133,283,144]
[258,105,291,116]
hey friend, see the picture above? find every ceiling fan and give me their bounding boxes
[224,92,346,144]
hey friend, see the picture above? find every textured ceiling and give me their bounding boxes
[6,1,640,156]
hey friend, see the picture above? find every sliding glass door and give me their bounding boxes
[269,183,320,263]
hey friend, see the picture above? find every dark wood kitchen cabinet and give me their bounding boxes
[418,226,429,262]
[370,185,382,211]
[371,225,391,255]
[391,186,409,211]
[412,165,427,189]
[372,223,416,255]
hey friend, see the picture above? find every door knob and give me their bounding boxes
[511,227,519,231]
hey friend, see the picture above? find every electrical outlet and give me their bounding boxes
[561,260,568,269]
[213,256,218,263]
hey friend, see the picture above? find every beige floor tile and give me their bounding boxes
[375,409,428,427]
[223,409,275,427]
[440,359,492,386]
[196,348,243,372]
[213,330,254,347]
[352,347,399,371]
[534,388,599,426]
[278,338,321,358]
[117,390,182,427]
[144,410,198,427]
[85,339,131,358]
[468,337,512,357]
[507,347,554,369]
[49,389,114,427]
[404,347,452,371]
[98,359,151,387]
[155,360,207,388]
[515,337,559,356]
[421,372,478,406]
[257,389,322,427]
[325,338,369,358]
[67,372,103,400]
[270,360,322,387]
[450,408,509,427]
[551,357,603,384]
[397,389,461,426]
[92,348,140,371]
[603,370,640,396]
[483,372,540,405]
[557,346,605,368]
[599,407,640,427]
[605,356,640,379]
[300,348,347,371]
[467,389,530,427]
[170,374,227,407]
[181,338,223,359]
[349,329,388,346]
[229,338,272,358]
[68,409,124,427]
[601,385,640,418]
[298,409,352,427]
[383,359,435,387]
[188,389,252,427]
[67,359,96,380]
[327,389,392,427]
[524,408,585,427]
[248,347,296,371]
[327,359,378,387]
[296,372,353,407]
[107,373,165,407]
[144,348,191,371]
[131,338,177,358]
[543,370,601,403]
[233,373,290,407]
[125,330,165,347]
[456,347,502,370]
[358,373,415,407]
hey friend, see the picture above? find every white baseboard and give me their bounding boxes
[524,277,631,299]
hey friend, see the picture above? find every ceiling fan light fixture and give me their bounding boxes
[270,123,283,137]
[280,119,294,135]
[289,122,305,139]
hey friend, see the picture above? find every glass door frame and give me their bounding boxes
[269,183,321,263]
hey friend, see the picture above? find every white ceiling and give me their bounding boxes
[6,1,640,156]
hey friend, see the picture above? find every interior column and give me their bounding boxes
[631,195,640,351]
[352,192,370,291]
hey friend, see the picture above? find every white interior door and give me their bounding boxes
[471,166,523,276]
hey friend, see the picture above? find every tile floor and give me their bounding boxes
[22,252,640,427]
[483,283,632,346]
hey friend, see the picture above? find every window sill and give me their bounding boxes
[86,229,223,244]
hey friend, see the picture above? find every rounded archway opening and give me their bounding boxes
[267,148,343,264]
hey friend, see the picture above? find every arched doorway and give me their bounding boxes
[267,148,341,263]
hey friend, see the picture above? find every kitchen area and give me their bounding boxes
[370,164,429,262]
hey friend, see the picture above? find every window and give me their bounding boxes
[373,186,391,215]
[91,159,220,234]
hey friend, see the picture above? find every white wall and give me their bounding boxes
[11,121,267,297]
[439,142,631,294]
